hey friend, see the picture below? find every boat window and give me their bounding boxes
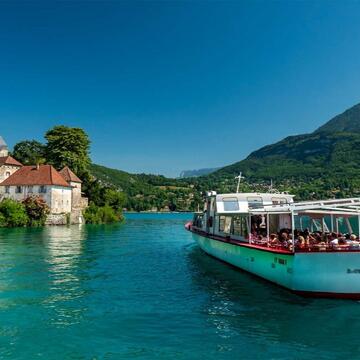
[222,197,239,211]
[193,214,203,228]
[219,216,226,232]
[311,219,322,232]
[232,215,249,237]
[247,196,263,209]
[272,197,288,205]
[219,215,232,233]
[224,216,232,234]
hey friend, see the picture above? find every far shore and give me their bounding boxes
[124,211,193,214]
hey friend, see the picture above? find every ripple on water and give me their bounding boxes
[0,214,359,359]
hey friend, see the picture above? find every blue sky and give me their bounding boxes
[1,1,360,177]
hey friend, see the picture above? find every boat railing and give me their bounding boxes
[248,234,360,253]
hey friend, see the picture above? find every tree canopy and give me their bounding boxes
[12,140,46,165]
[45,125,91,178]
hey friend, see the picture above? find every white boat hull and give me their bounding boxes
[194,232,360,298]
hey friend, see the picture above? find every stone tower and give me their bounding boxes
[0,136,8,157]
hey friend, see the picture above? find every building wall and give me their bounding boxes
[0,165,21,183]
[70,181,82,208]
[50,186,72,213]
[0,148,8,157]
[0,185,72,214]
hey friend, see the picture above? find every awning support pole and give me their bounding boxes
[292,211,295,254]
[249,213,252,243]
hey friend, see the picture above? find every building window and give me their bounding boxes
[15,186,22,193]
[39,185,47,193]
[5,186,10,194]
[5,171,10,178]
[28,186,33,193]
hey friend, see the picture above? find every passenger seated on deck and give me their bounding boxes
[350,234,357,241]
[297,236,306,249]
[269,233,280,247]
[349,234,360,249]
[338,235,348,246]
[257,235,266,245]
[309,233,317,245]
[279,232,289,248]
[330,233,339,246]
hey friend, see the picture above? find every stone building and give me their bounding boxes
[0,136,23,182]
[0,136,8,157]
[0,164,73,213]
[59,166,82,208]
[59,166,88,223]
[0,136,88,224]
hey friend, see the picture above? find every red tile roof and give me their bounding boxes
[60,166,82,183]
[0,156,23,167]
[0,165,71,187]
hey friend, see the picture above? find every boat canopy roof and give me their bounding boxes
[213,192,360,217]
[214,192,294,214]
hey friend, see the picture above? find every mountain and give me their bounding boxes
[315,103,360,133]
[179,167,219,178]
[202,102,360,199]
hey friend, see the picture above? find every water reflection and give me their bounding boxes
[43,225,88,327]
[186,243,360,359]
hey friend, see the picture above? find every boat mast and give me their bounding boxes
[235,172,245,193]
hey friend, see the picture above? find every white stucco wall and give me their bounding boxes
[50,186,72,213]
[0,185,72,214]
[0,165,21,183]
[0,149,8,157]
[69,181,82,208]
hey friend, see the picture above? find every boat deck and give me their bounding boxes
[188,224,360,254]
[189,226,293,255]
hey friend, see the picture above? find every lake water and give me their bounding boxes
[1,213,360,359]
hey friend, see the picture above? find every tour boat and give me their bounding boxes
[185,190,360,299]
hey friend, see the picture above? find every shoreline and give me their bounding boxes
[124,211,193,214]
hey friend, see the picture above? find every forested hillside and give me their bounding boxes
[90,164,202,211]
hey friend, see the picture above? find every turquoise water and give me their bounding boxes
[1,213,360,359]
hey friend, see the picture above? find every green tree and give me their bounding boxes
[104,188,126,212]
[84,203,123,224]
[12,140,46,165]
[0,199,29,227]
[45,125,91,178]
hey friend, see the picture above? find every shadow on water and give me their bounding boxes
[185,243,360,359]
